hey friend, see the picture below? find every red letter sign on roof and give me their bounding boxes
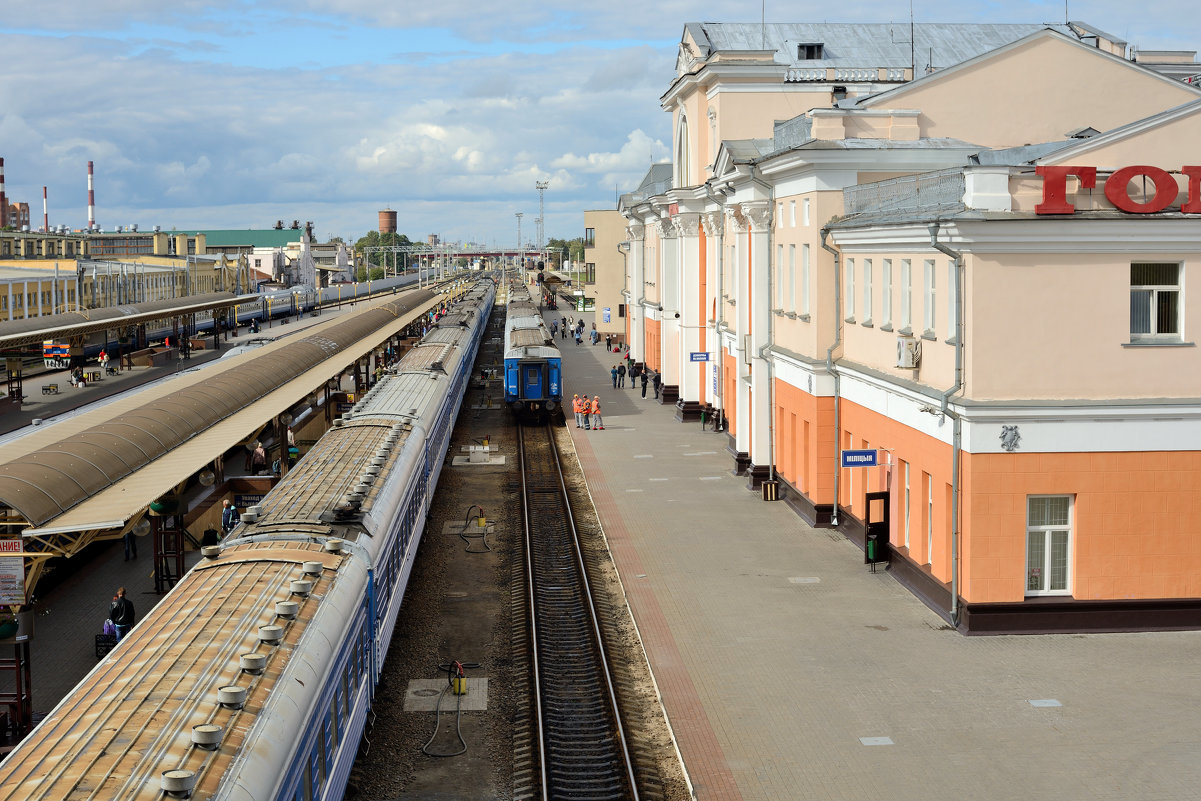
[1035,166,1097,214]
[1104,165,1178,213]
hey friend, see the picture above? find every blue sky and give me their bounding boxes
[1,1,1196,246]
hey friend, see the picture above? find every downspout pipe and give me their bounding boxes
[819,227,842,527]
[929,222,964,628]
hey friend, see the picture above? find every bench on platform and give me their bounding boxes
[42,384,59,395]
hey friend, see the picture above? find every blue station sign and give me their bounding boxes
[689,352,710,362]
[841,449,879,468]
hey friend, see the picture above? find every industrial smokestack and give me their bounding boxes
[87,160,95,230]
[0,157,7,229]
[43,186,48,232]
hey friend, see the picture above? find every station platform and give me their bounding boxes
[553,308,1201,800]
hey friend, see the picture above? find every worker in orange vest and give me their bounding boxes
[572,394,583,428]
[590,396,604,430]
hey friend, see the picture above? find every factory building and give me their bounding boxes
[620,21,1201,631]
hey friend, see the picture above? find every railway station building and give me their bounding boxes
[619,21,1201,632]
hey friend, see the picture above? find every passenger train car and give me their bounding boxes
[502,282,562,420]
[0,278,495,801]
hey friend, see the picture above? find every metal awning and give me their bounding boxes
[7,288,441,536]
[0,292,251,350]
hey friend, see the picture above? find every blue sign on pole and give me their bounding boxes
[689,352,710,362]
[841,449,879,468]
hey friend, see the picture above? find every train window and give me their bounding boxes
[304,760,314,801]
[318,738,327,786]
[330,698,340,747]
[343,673,351,717]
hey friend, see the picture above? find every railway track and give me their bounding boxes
[515,422,640,801]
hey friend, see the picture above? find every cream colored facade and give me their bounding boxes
[620,21,1201,631]
[583,209,628,340]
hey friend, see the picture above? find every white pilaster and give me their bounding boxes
[655,216,679,384]
[730,205,751,458]
[674,213,701,402]
[742,201,774,471]
[626,222,645,363]
[702,209,724,409]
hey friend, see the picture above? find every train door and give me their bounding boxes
[548,362,561,399]
[521,362,546,400]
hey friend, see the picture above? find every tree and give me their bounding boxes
[546,236,586,264]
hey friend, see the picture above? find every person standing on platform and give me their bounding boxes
[617,362,626,388]
[109,587,136,642]
[123,528,137,561]
[653,372,662,400]
[610,365,618,388]
[591,396,604,430]
[640,369,649,398]
[571,395,582,428]
[221,499,239,537]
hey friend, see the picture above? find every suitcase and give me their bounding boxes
[95,633,118,659]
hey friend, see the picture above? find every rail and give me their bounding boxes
[518,422,639,801]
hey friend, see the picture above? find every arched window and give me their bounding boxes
[675,112,690,187]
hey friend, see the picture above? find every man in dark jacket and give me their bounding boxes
[653,372,662,399]
[110,587,136,641]
[221,499,239,536]
[640,370,649,398]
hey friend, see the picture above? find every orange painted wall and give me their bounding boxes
[835,396,955,585]
[723,351,737,438]
[644,318,661,372]
[965,450,1201,603]
[773,378,839,508]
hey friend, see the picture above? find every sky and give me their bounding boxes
[1,1,1197,247]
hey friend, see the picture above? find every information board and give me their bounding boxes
[0,540,24,604]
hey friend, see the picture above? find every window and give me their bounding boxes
[881,259,893,328]
[924,472,933,565]
[787,244,796,313]
[802,198,810,226]
[789,200,797,227]
[775,244,784,308]
[584,228,595,247]
[945,259,957,341]
[900,259,912,331]
[777,202,784,228]
[798,43,824,59]
[901,461,911,549]
[1026,496,1072,595]
[923,259,936,334]
[844,258,855,321]
[861,258,872,325]
[1130,263,1180,341]
[801,244,811,316]
[675,113,690,186]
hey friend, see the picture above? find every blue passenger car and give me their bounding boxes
[503,284,562,419]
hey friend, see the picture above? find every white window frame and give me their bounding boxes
[903,461,911,549]
[861,258,873,326]
[923,259,936,335]
[1130,262,1182,342]
[802,198,810,226]
[801,244,810,316]
[844,258,855,321]
[787,244,796,313]
[777,202,784,228]
[900,259,912,331]
[1026,495,1073,596]
[926,474,933,564]
[881,259,893,329]
[775,243,784,308]
[789,200,797,227]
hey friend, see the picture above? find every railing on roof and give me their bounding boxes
[843,168,966,216]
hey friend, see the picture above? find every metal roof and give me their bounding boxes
[6,289,440,534]
[685,22,1074,68]
[0,292,244,350]
[183,229,303,248]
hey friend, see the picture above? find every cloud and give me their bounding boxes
[3,1,1200,244]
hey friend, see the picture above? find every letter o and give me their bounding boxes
[1104,165,1179,213]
